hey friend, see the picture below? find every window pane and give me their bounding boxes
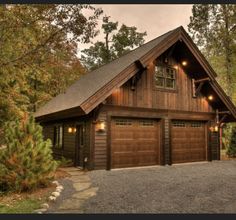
[155,66,164,76]
[191,122,202,128]
[140,120,154,126]
[115,119,132,126]
[59,126,63,148]
[166,79,175,89]
[173,121,186,127]
[166,68,175,78]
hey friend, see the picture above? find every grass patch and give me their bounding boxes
[0,184,55,213]
[0,198,41,213]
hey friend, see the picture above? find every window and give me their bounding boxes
[173,121,186,127]
[115,119,132,126]
[53,125,63,148]
[190,122,203,128]
[140,120,154,126]
[154,65,176,89]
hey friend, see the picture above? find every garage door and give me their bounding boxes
[111,118,160,168]
[171,120,206,163]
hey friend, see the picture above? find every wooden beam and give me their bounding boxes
[218,111,231,114]
[219,114,228,124]
[135,60,146,70]
[194,77,210,84]
[195,81,204,97]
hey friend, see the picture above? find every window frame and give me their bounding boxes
[53,124,64,149]
[115,119,133,126]
[154,64,177,91]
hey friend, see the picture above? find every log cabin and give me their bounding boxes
[34,26,236,170]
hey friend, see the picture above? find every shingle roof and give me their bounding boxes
[34,27,178,118]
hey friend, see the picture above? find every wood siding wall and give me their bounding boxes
[93,111,107,169]
[42,119,92,167]
[107,58,214,113]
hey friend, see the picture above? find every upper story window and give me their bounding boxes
[53,124,63,149]
[154,65,176,90]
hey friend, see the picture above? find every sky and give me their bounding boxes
[78,4,193,56]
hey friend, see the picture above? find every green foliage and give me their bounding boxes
[0,198,41,214]
[0,4,103,129]
[188,4,236,99]
[227,125,236,157]
[57,156,73,168]
[0,114,58,192]
[81,15,147,70]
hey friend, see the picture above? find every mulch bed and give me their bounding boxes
[0,168,70,207]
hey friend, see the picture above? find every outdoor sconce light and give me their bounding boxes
[208,95,213,101]
[68,127,73,133]
[96,120,106,132]
[210,125,219,132]
[214,125,219,132]
[68,127,77,134]
[181,60,187,66]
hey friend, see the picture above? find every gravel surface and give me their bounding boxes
[80,161,236,213]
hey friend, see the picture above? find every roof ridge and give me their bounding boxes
[81,26,180,75]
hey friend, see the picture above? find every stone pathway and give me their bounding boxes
[47,167,98,213]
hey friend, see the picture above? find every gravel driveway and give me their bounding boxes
[80,161,236,213]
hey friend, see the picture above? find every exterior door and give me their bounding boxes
[75,124,83,167]
[111,118,160,168]
[171,120,206,163]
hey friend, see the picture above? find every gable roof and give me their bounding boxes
[34,27,176,119]
[35,26,236,122]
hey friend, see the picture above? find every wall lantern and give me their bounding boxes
[96,120,106,132]
[68,127,73,133]
[68,127,77,134]
[208,95,213,101]
[173,65,178,70]
[210,125,219,132]
[181,61,187,66]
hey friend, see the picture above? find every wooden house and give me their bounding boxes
[35,26,236,170]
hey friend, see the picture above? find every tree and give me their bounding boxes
[81,16,147,70]
[227,126,236,157]
[188,4,236,99]
[0,5,102,128]
[0,114,58,192]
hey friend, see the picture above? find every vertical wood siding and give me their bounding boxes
[94,111,107,169]
[108,57,214,113]
[41,119,91,165]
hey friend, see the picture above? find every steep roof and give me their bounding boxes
[34,27,177,118]
[34,26,236,122]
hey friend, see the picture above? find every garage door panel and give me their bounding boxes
[172,120,206,164]
[111,118,160,168]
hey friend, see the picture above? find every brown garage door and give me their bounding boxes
[171,120,206,163]
[111,118,160,168]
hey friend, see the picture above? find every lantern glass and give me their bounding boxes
[68,127,73,133]
[96,120,105,131]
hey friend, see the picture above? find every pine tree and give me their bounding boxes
[227,126,236,157]
[0,114,58,192]
[188,4,236,99]
[81,16,147,70]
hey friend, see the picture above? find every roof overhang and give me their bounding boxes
[35,106,85,123]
